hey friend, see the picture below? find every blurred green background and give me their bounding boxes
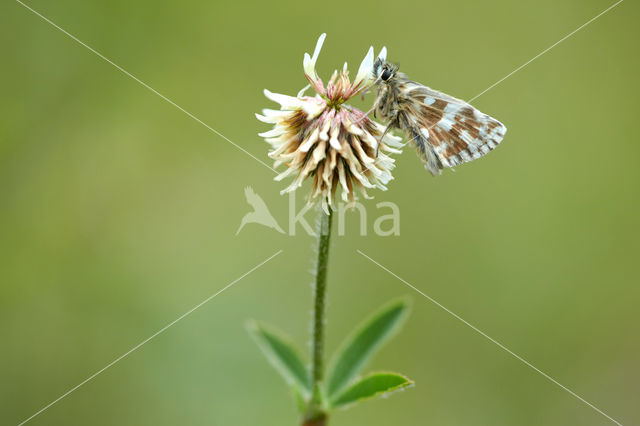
[1,0,639,425]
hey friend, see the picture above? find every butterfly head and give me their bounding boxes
[373,59,399,84]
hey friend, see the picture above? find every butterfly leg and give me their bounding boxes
[376,123,393,157]
[356,95,382,124]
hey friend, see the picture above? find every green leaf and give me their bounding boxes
[247,321,311,395]
[331,372,413,408]
[292,386,308,414]
[326,298,411,397]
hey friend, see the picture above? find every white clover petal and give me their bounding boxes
[361,189,374,200]
[269,142,291,158]
[299,128,319,152]
[353,46,374,86]
[303,52,314,77]
[301,100,324,120]
[265,137,286,144]
[377,46,387,62]
[303,33,326,77]
[274,167,297,182]
[297,84,311,97]
[262,109,289,117]
[319,118,331,141]
[264,89,304,109]
[312,140,327,163]
[256,109,291,123]
[321,200,330,215]
[384,146,403,154]
[258,128,284,138]
[255,113,271,123]
[384,133,403,145]
[377,152,397,167]
[280,184,299,195]
[362,131,378,150]
[310,33,326,66]
[346,120,364,136]
[329,126,341,150]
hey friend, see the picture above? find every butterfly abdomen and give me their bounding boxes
[405,123,443,175]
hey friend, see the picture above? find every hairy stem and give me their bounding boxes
[312,208,332,383]
[304,206,333,425]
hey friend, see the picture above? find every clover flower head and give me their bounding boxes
[256,34,402,213]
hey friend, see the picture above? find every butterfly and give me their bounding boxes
[371,57,506,175]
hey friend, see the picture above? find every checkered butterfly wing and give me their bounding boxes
[402,83,507,175]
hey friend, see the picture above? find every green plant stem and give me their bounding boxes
[312,208,332,384]
[304,206,333,425]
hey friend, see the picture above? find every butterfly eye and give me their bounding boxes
[381,68,392,81]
